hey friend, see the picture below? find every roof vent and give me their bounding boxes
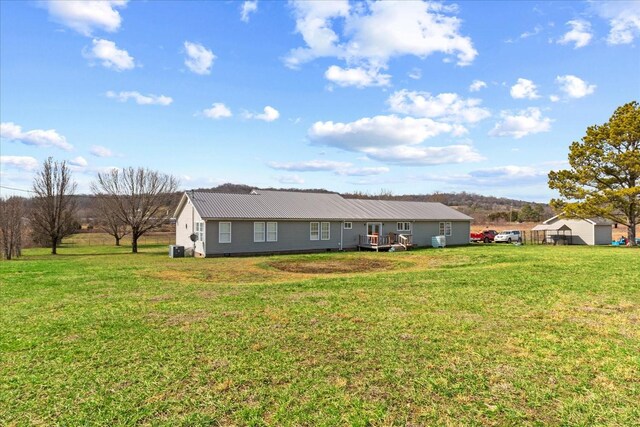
[249,189,259,195]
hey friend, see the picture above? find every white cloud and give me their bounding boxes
[338,166,390,176]
[309,115,463,150]
[286,0,477,83]
[387,90,491,124]
[106,91,172,106]
[469,80,487,92]
[245,106,280,122]
[84,39,135,71]
[1,122,73,151]
[44,0,127,36]
[363,144,484,166]
[408,68,422,80]
[184,41,215,75]
[422,165,547,186]
[268,160,352,172]
[549,95,560,102]
[90,145,113,157]
[308,115,481,166]
[325,65,391,88]
[276,175,305,185]
[557,20,593,48]
[489,108,552,139]
[0,156,39,171]
[593,1,640,45]
[202,103,232,119]
[510,78,540,99]
[268,159,390,176]
[69,156,88,167]
[285,0,349,69]
[519,25,542,39]
[241,1,258,22]
[555,75,596,98]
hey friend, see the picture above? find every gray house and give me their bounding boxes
[174,190,472,257]
[533,214,612,245]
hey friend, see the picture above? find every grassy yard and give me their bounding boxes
[1,243,639,426]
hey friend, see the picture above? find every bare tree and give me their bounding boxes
[0,196,25,260]
[30,157,78,255]
[92,198,129,246]
[91,167,179,253]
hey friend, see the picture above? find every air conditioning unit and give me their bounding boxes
[169,245,185,258]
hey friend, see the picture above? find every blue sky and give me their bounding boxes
[1,0,639,201]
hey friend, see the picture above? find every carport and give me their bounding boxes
[531,223,573,245]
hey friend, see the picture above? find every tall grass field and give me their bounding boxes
[1,242,638,425]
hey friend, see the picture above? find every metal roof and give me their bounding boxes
[182,190,472,221]
[532,223,572,231]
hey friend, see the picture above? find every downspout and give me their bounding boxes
[340,220,344,251]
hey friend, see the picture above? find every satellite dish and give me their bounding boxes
[189,233,198,242]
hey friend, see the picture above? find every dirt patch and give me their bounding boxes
[266,258,396,274]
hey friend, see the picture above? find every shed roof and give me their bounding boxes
[543,214,613,226]
[532,223,572,231]
[176,190,473,221]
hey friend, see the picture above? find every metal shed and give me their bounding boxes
[531,223,573,245]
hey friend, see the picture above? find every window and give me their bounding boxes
[310,222,319,240]
[397,222,411,232]
[439,221,452,236]
[321,222,330,240]
[219,222,231,243]
[254,222,265,242]
[195,221,205,242]
[344,222,352,229]
[267,222,277,242]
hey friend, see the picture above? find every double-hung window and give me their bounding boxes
[195,221,205,242]
[266,222,277,242]
[439,221,452,236]
[310,222,319,240]
[219,222,231,243]
[320,222,330,240]
[254,222,266,242]
[397,222,411,232]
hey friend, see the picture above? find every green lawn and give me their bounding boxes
[1,243,639,426]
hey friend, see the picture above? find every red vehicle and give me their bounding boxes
[470,229,498,243]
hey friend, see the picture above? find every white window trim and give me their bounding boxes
[195,221,205,242]
[310,222,319,241]
[218,221,231,244]
[254,222,265,242]
[439,221,452,236]
[321,222,330,240]
[397,222,411,232]
[343,222,352,229]
[266,222,278,242]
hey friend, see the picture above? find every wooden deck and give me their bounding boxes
[358,234,414,252]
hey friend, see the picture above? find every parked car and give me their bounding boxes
[470,229,499,243]
[494,230,522,243]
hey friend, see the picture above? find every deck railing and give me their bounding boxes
[359,234,390,246]
[398,234,412,247]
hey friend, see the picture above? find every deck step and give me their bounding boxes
[390,244,406,252]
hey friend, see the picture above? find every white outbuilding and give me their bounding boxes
[535,214,612,245]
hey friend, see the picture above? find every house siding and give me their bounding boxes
[175,199,206,255]
[341,220,471,248]
[204,220,342,255]
[544,218,612,245]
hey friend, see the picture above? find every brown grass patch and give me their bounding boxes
[266,258,396,274]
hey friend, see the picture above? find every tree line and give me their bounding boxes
[1,158,178,258]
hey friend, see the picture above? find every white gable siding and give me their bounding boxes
[175,198,205,255]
